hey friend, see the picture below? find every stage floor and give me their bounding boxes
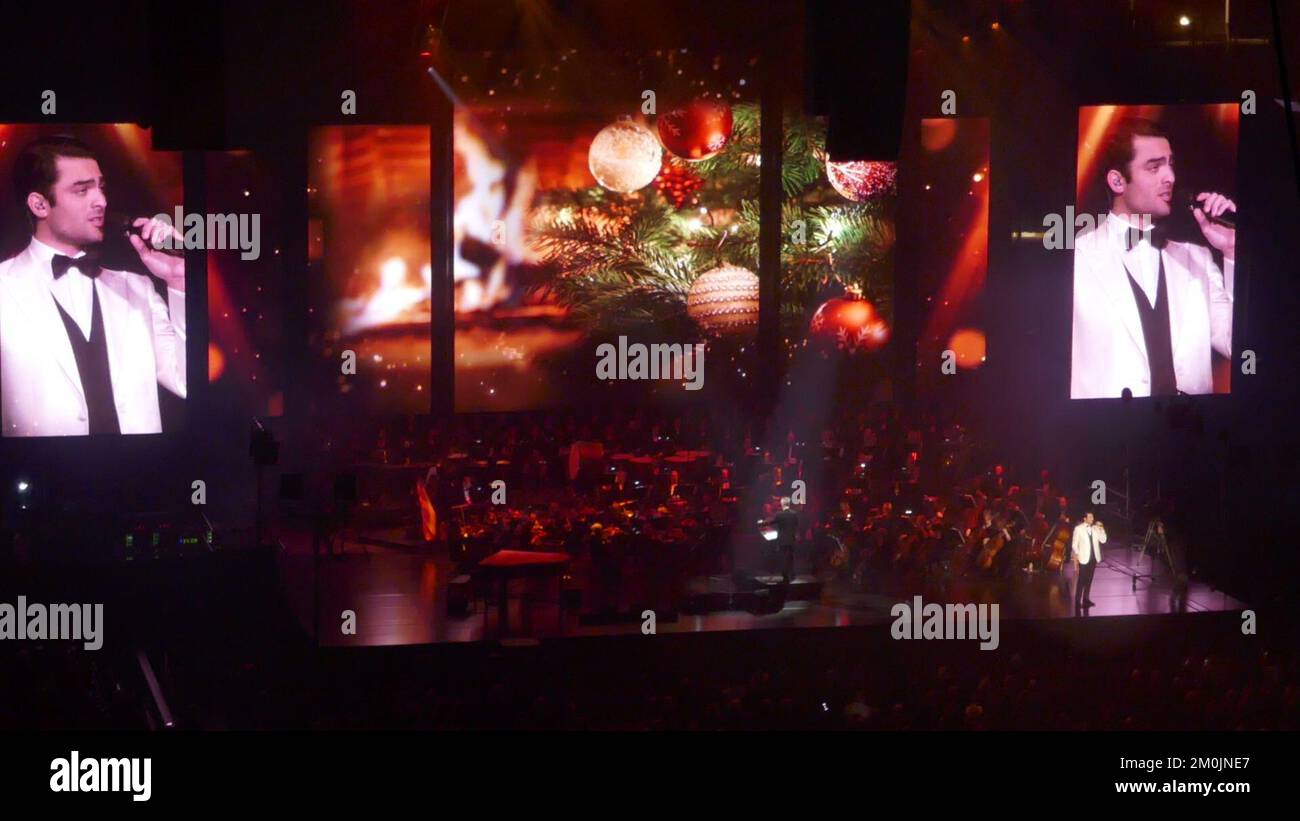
[276,530,1246,647]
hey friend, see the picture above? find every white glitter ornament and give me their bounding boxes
[588,119,663,193]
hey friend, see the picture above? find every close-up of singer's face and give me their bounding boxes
[1108,134,1175,220]
[27,155,107,249]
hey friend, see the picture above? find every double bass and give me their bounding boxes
[1045,515,1072,572]
[1022,513,1052,568]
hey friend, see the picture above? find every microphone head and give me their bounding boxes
[1181,191,1236,228]
[105,212,134,234]
[104,211,186,256]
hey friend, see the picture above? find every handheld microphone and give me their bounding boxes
[1181,191,1236,229]
[107,212,186,257]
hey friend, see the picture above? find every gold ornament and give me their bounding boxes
[687,264,760,336]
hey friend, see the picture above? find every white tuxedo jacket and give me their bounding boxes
[1071,522,1106,565]
[0,239,186,437]
[1071,215,1233,399]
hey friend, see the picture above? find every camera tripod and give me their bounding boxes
[1131,518,1181,591]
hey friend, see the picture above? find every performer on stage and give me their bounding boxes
[1071,117,1235,398]
[0,135,186,437]
[766,496,800,584]
[1071,511,1106,609]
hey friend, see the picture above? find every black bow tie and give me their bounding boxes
[1124,224,1167,252]
[51,251,102,279]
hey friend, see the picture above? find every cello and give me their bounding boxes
[977,513,1011,571]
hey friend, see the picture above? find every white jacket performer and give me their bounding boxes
[1071,516,1107,565]
[0,135,186,437]
[1070,117,1236,399]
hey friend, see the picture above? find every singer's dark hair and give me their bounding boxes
[13,134,99,232]
[1099,117,1168,202]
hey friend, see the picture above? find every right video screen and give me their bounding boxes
[1070,103,1238,399]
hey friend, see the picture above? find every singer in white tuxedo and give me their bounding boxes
[0,135,186,437]
[1071,511,1106,609]
[1071,118,1235,399]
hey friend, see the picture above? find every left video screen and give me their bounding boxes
[0,124,186,437]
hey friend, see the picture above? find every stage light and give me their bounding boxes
[972,172,984,182]
[1179,15,1191,27]
[17,481,29,493]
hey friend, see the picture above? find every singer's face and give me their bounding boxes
[1119,135,1175,219]
[46,157,107,247]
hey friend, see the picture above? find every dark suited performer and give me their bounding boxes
[766,497,800,584]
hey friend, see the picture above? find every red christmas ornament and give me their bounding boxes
[809,293,890,353]
[653,160,704,209]
[826,159,897,202]
[657,99,734,161]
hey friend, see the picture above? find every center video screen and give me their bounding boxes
[308,125,433,415]
[452,101,761,413]
[1070,103,1239,400]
